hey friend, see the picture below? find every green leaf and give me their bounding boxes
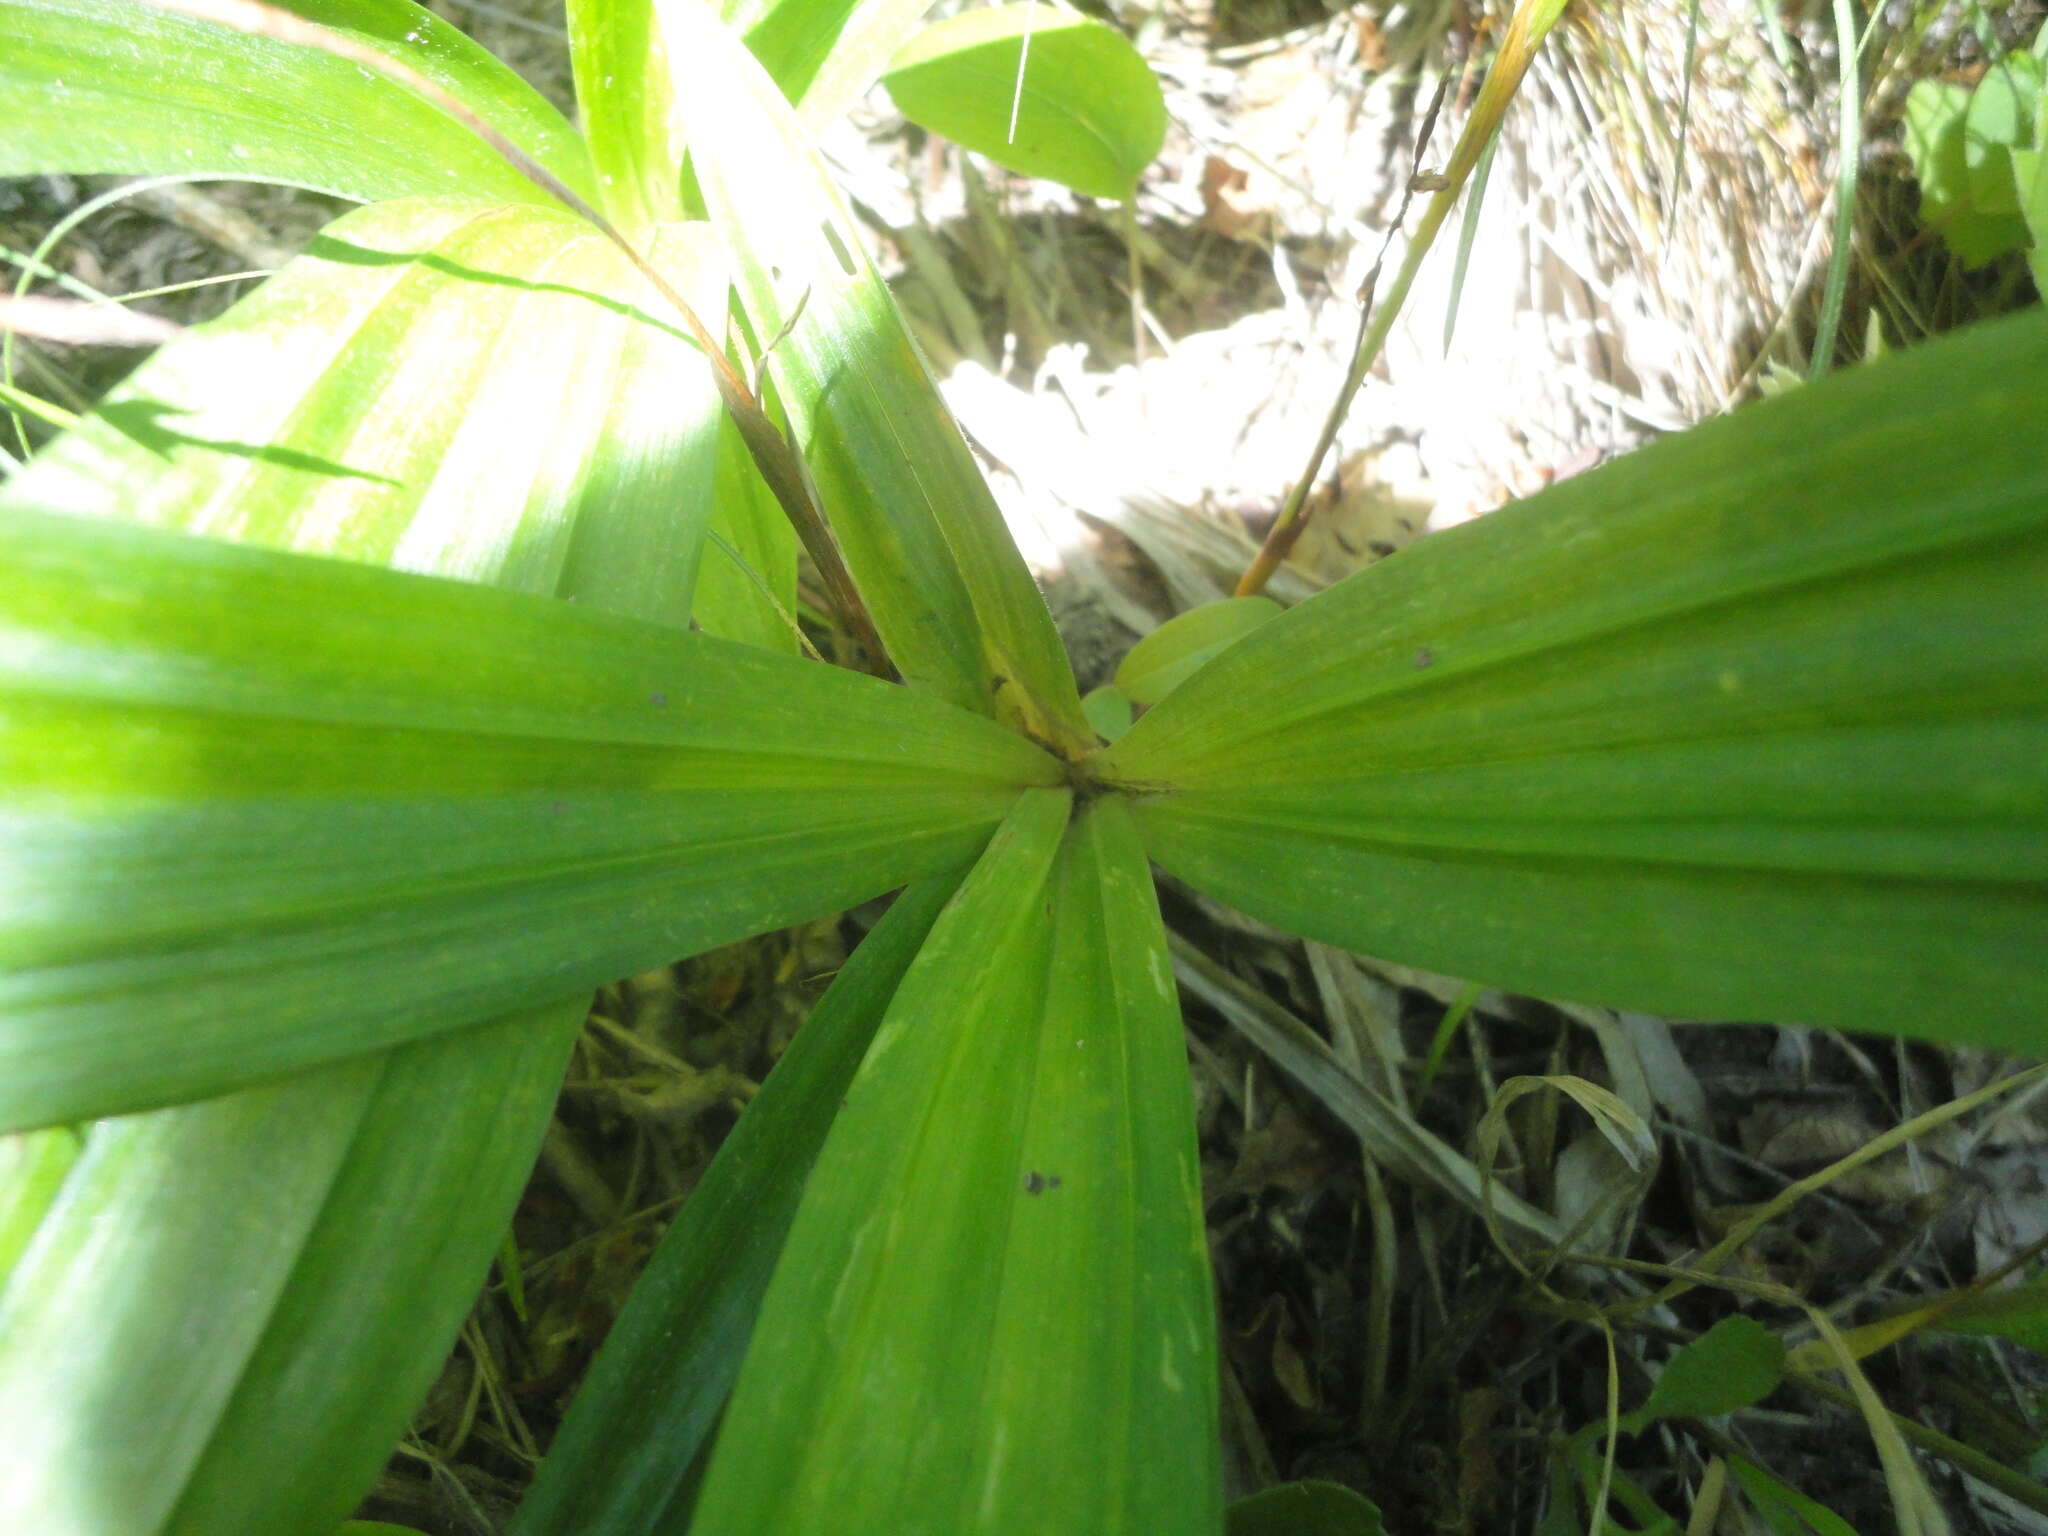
[1963,51,2043,218]
[654,0,1095,753]
[691,790,1222,1533]
[1100,311,2048,1048]
[1115,596,1283,708]
[0,1003,581,1536]
[1726,1455,1863,1536]
[1903,76,2032,267]
[0,1125,80,1286]
[1,197,728,622]
[693,410,803,652]
[1929,1272,2048,1354]
[569,0,938,228]
[0,0,595,207]
[1083,682,1136,743]
[1637,1316,1786,1424]
[882,4,1167,200]
[0,504,1058,1129]
[1226,1481,1387,1536]
[510,874,961,1536]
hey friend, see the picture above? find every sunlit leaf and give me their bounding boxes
[0,504,1058,1129]
[654,0,1095,753]
[1115,596,1282,708]
[512,874,962,1536]
[882,3,1167,200]
[1101,311,2048,1047]
[691,790,1222,1533]
[0,0,594,206]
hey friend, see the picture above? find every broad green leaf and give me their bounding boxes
[0,1002,581,1536]
[512,874,962,1536]
[882,3,1167,200]
[1,197,727,614]
[1963,50,2043,218]
[1083,681,1135,743]
[1226,1481,1387,1536]
[1101,311,2048,1049]
[655,0,1095,754]
[0,0,595,207]
[1636,1316,1786,1424]
[1115,596,1282,707]
[1903,76,2032,267]
[0,504,1059,1129]
[692,790,1222,1533]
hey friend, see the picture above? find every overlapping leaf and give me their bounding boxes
[0,1004,581,1536]
[512,875,963,1536]
[655,0,1095,752]
[0,0,594,206]
[1103,311,2048,1046]
[0,503,1057,1129]
[691,791,1221,1533]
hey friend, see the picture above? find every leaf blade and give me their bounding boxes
[0,0,595,206]
[690,790,1222,1533]
[1103,312,2048,1045]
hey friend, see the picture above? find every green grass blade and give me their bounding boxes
[654,0,1094,753]
[1809,0,1863,378]
[1102,311,2048,1047]
[0,505,1058,1129]
[693,410,803,652]
[0,0,595,207]
[691,790,1222,1534]
[512,873,964,1536]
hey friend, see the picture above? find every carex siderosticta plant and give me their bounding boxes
[0,0,2044,1531]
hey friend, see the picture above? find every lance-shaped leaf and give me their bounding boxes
[655,0,1095,754]
[0,1002,581,1536]
[0,505,1059,1130]
[2,196,726,605]
[0,188,789,1536]
[1101,311,2048,1049]
[692,789,1222,1534]
[0,0,594,207]
[883,3,1168,200]
[513,874,962,1536]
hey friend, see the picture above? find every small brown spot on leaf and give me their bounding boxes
[1413,647,1434,669]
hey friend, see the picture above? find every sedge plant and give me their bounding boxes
[0,0,2045,1533]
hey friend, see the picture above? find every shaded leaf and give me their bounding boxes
[511,874,964,1536]
[882,4,1167,200]
[691,790,1222,1533]
[1226,1481,1387,1536]
[1101,311,2048,1048]
[1116,596,1282,707]
[0,0,594,207]
[1638,1316,1786,1424]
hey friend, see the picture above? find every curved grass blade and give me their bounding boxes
[1102,311,2048,1047]
[0,505,1058,1130]
[655,0,1094,753]
[0,0,595,207]
[691,790,1222,1534]
[512,873,964,1536]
